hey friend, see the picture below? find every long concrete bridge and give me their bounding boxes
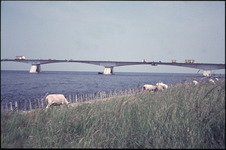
[1,59,225,77]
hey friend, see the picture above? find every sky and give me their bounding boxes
[1,1,225,74]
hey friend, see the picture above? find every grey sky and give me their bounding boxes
[1,1,225,74]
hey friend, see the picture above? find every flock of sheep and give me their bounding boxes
[44,77,220,109]
[143,77,220,92]
[143,82,168,92]
[192,77,218,85]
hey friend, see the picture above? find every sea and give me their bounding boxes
[1,70,225,104]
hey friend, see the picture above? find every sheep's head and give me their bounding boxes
[67,102,71,108]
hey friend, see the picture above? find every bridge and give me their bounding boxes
[1,59,225,77]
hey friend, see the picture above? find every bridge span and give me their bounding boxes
[1,59,225,77]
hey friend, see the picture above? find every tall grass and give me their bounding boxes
[1,79,225,148]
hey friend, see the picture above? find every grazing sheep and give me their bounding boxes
[156,82,168,89]
[45,94,71,109]
[156,85,164,91]
[208,79,215,84]
[193,80,198,85]
[215,78,219,81]
[143,84,157,91]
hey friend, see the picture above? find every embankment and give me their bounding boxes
[1,79,225,148]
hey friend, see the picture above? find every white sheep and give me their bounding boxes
[208,79,215,84]
[193,80,198,85]
[143,84,157,91]
[156,85,164,91]
[156,82,168,89]
[45,94,71,109]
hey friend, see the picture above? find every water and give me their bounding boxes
[1,70,225,104]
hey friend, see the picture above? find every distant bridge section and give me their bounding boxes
[1,59,225,77]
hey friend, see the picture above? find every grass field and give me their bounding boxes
[1,79,225,148]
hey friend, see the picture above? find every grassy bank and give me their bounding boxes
[1,79,225,148]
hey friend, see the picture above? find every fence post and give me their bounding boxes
[37,99,40,109]
[75,95,77,103]
[34,99,36,109]
[19,101,22,111]
[5,102,8,112]
[28,100,31,111]
[41,99,44,108]
[9,102,13,111]
[15,101,18,112]
[24,100,27,111]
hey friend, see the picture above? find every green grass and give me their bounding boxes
[1,79,225,148]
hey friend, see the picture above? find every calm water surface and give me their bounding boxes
[1,70,225,103]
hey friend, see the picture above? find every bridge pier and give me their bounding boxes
[103,67,114,75]
[203,70,211,77]
[29,64,42,73]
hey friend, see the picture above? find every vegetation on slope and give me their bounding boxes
[1,79,225,148]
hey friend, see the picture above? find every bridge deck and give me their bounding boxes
[1,59,225,70]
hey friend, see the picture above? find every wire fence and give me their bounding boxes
[1,87,144,112]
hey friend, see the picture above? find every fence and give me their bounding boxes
[1,87,144,112]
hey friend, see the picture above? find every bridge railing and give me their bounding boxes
[1,87,144,113]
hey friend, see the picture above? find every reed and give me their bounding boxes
[1,79,225,148]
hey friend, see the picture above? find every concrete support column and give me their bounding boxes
[203,70,211,77]
[29,64,42,73]
[103,67,114,75]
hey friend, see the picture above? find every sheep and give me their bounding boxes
[193,80,198,85]
[156,85,164,91]
[208,79,215,84]
[156,82,168,89]
[45,94,71,110]
[143,84,157,91]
